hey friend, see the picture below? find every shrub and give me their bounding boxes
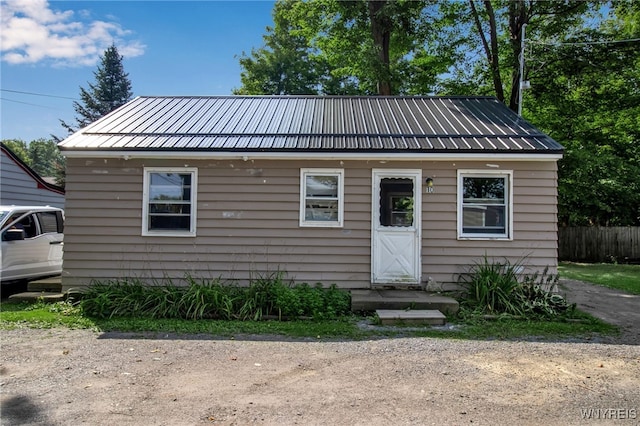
[80,273,351,321]
[518,267,575,317]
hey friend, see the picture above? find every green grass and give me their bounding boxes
[89,317,364,339]
[443,310,616,341]
[0,300,95,329]
[0,300,617,342]
[0,300,369,339]
[559,262,640,295]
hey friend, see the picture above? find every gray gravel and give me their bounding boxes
[1,327,639,425]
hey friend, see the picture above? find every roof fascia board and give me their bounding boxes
[61,150,562,161]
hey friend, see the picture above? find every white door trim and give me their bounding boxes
[371,169,422,285]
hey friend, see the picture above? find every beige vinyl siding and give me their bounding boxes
[61,158,558,291]
[62,158,372,290]
[421,161,558,288]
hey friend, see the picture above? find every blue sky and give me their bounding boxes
[1,0,276,142]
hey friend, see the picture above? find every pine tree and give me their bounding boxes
[61,44,133,134]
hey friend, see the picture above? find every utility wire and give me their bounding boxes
[0,88,79,101]
[529,37,640,46]
[0,97,63,110]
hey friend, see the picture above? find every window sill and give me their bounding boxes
[300,222,343,228]
[457,235,512,241]
[142,231,196,237]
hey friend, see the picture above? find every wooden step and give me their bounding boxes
[27,276,62,292]
[351,290,459,314]
[376,309,447,326]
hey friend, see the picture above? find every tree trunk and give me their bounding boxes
[508,0,527,112]
[368,0,393,95]
[469,0,505,103]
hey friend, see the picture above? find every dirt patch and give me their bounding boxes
[1,328,639,425]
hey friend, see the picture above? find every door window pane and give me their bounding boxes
[379,178,414,227]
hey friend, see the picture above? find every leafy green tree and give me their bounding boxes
[438,1,599,111]
[320,0,448,95]
[525,2,640,225]
[333,0,427,95]
[28,139,65,178]
[235,0,324,95]
[2,138,66,187]
[61,44,133,134]
[236,0,452,96]
[432,1,638,225]
[1,139,30,165]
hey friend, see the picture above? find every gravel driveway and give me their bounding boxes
[2,331,639,425]
[1,280,639,425]
[559,279,640,345]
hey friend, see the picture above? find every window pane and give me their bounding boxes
[149,173,191,201]
[306,175,338,198]
[462,206,506,234]
[300,170,343,227]
[150,173,191,186]
[146,171,194,233]
[149,203,191,215]
[37,212,59,233]
[379,178,413,227]
[463,177,504,203]
[461,175,508,236]
[305,200,338,221]
[390,195,414,226]
[15,215,37,238]
[149,215,191,230]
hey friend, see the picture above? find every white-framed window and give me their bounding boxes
[457,170,512,240]
[300,169,344,227]
[142,167,197,237]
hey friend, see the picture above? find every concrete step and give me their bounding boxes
[27,276,62,292]
[8,291,66,303]
[351,290,459,314]
[376,309,447,326]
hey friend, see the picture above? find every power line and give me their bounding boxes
[0,97,63,110]
[529,37,640,47]
[0,88,79,101]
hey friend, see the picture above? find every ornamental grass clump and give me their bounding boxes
[459,256,574,319]
[458,256,525,316]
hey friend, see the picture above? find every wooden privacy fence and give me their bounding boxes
[558,227,640,263]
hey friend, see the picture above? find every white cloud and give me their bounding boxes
[0,0,145,67]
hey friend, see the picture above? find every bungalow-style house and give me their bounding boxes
[58,96,562,292]
[1,142,65,209]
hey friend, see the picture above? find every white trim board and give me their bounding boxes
[61,150,563,162]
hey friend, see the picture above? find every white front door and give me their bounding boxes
[371,169,421,285]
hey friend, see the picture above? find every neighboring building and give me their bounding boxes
[58,96,562,291]
[1,142,65,209]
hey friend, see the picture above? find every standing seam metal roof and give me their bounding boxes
[58,96,563,154]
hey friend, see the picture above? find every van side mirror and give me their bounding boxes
[2,229,25,241]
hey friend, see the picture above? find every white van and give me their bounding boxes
[1,206,64,283]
